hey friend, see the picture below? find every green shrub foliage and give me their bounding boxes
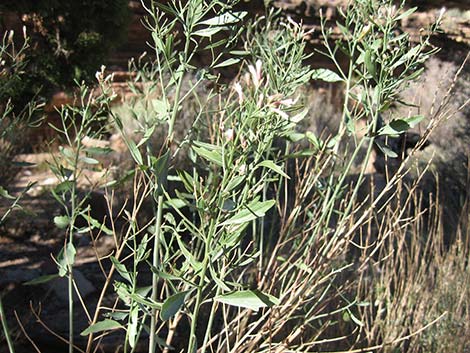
[0,0,130,103]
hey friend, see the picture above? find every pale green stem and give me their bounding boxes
[148,19,191,353]
[0,296,15,353]
[187,220,217,352]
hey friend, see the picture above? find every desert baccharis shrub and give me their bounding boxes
[5,1,469,353]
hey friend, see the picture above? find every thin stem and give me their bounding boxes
[148,9,191,352]
[187,220,217,352]
[0,296,15,353]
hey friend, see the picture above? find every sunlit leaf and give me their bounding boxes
[215,290,279,311]
[213,58,241,69]
[396,7,418,21]
[199,11,247,26]
[311,69,343,82]
[54,215,70,229]
[128,306,139,348]
[222,199,275,225]
[0,186,15,200]
[80,319,123,336]
[193,27,226,37]
[110,256,132,284]
[257,160,290,179]
[192,143,223,166]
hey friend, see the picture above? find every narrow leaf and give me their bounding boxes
[213,58,241,69]
[215,290,279,311]
[110,256,132,284]
[128,306,139,348]
[257,160,290,179]
[311,69,343,82]
[80,319,123,336]
[126,139,143,165]
[396,7,417,21]
[193,27,226,37]
[192,145,223,166]
[0,186,15,200]
[199,11,247,26]
[80,156,99,165]
[24,274,60,285]
[222,200,275,226]
[375,140,398,158]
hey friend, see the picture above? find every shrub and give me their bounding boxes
[4,1,468,353]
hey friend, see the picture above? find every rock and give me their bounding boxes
[48,269,95,303]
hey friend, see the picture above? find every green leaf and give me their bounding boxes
[215,289,279,311]
[126,139,143,165]
[378,116,424,136]
[24,274,60,285]
[150,150,169,196]
[79,212,113,235]
[56,243,76,277]
[160,291,189,321]
[0,186,15,200]
[224,175,244,193]
[396,7,417,21]
[257,160,290,179]
[54,215,70,229]
[209,265,231,292]
[128,306,139,348]
[110,256,132,284]
[199,11,247,26]
[311,69,343,82]
[176,235,203,272]
[222,199,275,226]
[286,132,305,142]
[85,147,113,155]
[164,198,186,209]
[54,181,74,194]
[12,161,36,167]
[378,120,410,136]
[192,144,223,166]
[137,124,156,148]
[80,319,123,336]
[213,58,241,69]
[80,156,99,165]
[364,49,376,78]
[151,98,169,115]
[403,115,425,127]
[375,140,398,158]
[193,26,226,37]
[128,292,162,309]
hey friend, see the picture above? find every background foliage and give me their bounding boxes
[0,0,130,105]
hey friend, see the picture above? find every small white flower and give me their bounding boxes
[224,128,234,142]
[248,59,263,89]
[257,93,264,108]
[279,97,298,107]
[271,107,289,120]
[233,82,243,104]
